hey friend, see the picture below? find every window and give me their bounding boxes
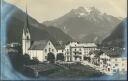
[79,48,81,51]
[49,42,50,45]
[108,68,110,71]
[45,49,47,53]
[52,49,54,52]
[75,49,76,51]
[49,48,51,52]
[27,36,29,40]
[45,56,47,59]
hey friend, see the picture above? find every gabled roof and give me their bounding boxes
[29,40,49,50]
[29,40,65,50]
[52,40,65,50]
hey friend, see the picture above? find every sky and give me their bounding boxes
[5,0,127,23]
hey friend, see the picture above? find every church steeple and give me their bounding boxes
[22,0,30,40]
[22,0,31,55]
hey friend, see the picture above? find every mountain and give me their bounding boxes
[4,1,73,44]
[43,6,122,43]
[102,18,127,47]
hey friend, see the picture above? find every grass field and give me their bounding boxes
[38,63,103,78]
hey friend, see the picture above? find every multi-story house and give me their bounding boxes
[64,42,97,62]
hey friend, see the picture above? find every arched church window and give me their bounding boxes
[49,48,51,52]
[27,36,29,40]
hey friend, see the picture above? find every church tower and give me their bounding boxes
[22,4,31,55]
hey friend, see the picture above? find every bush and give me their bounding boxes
[31,57,39,64]
[56,53,64,61]
[47,52,55,63]
[23,54,31,65]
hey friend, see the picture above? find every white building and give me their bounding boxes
[65,42,97,62]
[7,42,21,48]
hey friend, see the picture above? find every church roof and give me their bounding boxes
[29,40,65,50]
[29,40,49,50]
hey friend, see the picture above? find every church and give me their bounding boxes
[22,16,64,62]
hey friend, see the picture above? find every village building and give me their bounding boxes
[65,42,97,62]
[110,57,127,73]
[28,40,57,62]
[7,42,21,48]
[99,53,112,74]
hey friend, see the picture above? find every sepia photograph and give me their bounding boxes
[1,0,127,80]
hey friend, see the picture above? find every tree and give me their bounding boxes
[56,53,64,61]
[23,54,31,65]
[15,45,22,54]
[31,57,39,64]
[47,52,55,63]
[8,52,24,70]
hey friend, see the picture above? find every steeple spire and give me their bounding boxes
[24,0,30,34]
[26,0,29,29]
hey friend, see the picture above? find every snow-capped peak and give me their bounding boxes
[84,7,91,13]
[79,13,85,16]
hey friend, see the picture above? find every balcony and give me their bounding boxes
[73,51,82,54]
